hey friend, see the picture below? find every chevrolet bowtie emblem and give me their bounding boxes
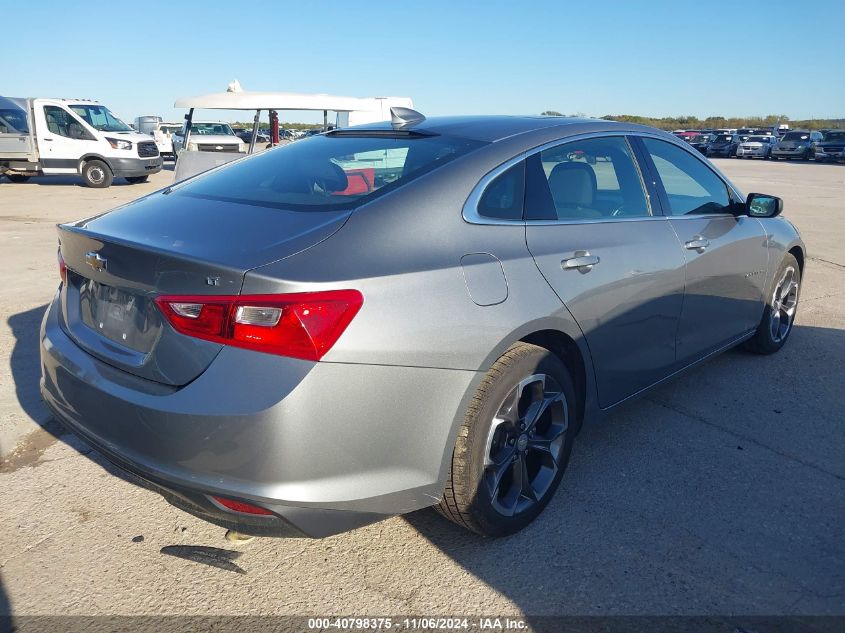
[85,251,107,272]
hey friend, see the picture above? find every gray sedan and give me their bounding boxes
[41,112,805,538]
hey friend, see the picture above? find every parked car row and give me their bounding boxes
[678,128,843,162]
[232,127,319,142]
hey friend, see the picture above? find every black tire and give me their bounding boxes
[82,159,113,188]
[125,176,148,184]
[436,342,577,537]
[744,253,801,355]
[5,174,30,183]
[771,155,779,161]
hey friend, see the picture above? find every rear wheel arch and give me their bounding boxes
[520,329,586,432]
[435,324,591,502]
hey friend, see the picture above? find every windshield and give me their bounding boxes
[173,132,487,211]
[690,135,709,143]
[68,104,132,132]
[746,136,769,143]
[713,135,733,143]
[782,132,809,141]
[188,123,236,136]
[159,125,181,134]
[822,131,845,141]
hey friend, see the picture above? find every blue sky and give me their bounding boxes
[5,0,844,125]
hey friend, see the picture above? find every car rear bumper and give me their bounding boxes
[40,292,477,537]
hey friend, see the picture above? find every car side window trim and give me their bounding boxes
[627,135,668,217]
[463,131,665,226]
[463,152,528,225]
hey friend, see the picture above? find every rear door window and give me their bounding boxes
[174,133,487,210]
[524,136,651,221]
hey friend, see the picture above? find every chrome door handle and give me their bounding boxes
[561,251,600,271]
[684,236,710,251]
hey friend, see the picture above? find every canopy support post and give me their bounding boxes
[323,109,328,131]
[181,108,194,155]
[270,110,279,146]
[248,109,261,154]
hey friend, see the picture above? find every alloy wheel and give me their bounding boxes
[770,266,799,343]
[484,374,568,516]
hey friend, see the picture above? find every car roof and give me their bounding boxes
[348,115,658,143]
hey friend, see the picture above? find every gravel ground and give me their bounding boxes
[0,159,843,617]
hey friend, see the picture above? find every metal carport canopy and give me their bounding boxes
[173,91,382,112]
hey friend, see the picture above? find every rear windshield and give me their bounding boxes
[173,133,487,211]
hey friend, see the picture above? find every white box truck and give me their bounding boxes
[0,96,163,187]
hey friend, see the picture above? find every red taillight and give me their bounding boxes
[58,251,67,283]
[211,496,274,516]
[154,290,363,361]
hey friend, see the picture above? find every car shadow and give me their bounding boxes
[4,305,136,486]
[0,570,11,622]
[0,576,11,633]
[405,324,845,615]
[5,305,55,441]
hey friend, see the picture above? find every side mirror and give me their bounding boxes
[746,193,783,218]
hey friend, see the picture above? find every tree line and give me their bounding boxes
[541,111,844,130]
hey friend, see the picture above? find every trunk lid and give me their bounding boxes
[57,191,351,385]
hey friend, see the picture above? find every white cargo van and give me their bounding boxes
[0,96,163,187]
